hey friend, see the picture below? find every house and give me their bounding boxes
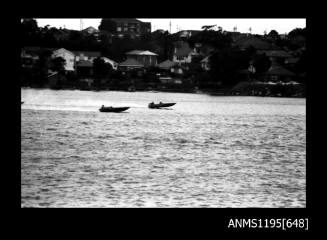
[52,48,75,71]
[125,50,158,67]
[102,57,118,70]
[263,62,295,82]
[72,51,101,63]
[157,59,177,71]
[172,41,199,65]
[119,58,144,70]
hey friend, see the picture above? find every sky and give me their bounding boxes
[35,18,306,35]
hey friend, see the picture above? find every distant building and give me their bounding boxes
[125,50,158,67]
[104,18,151,38]
[52,48,75,71]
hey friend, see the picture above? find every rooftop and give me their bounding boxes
[158,59,177,69]
[235,36,279,50]
[126,50,158,56]
[266,64,295,76]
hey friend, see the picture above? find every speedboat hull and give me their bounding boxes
[99,107,130,113]
[148,103,176,109]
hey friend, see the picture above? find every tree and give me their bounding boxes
[288,28,306,39]
[50,57,66,73]
[98,19,117,33]
[267,30,279,41]
[252,53,271,74]
[93,57,113,87]
[21,18,40,46]
[34,49,53,87]
[209,47,251,86]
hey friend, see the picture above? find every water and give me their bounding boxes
[21,89,306,208]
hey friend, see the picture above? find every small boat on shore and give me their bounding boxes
[99,106,130,113]
[148,102,176,109]
[21,101,24,105]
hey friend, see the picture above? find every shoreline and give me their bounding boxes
[21,85,306,98]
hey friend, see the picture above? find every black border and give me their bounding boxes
[12,1,316,234]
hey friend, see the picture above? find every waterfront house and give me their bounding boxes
[172,41,200,65]
[52,48,75,71]
[125,50,158,68]
[157,59,177,71]
[263,62,295,82]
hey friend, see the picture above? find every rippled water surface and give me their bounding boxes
[21,89,306,207]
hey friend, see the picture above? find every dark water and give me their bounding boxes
[21,89,306,207]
